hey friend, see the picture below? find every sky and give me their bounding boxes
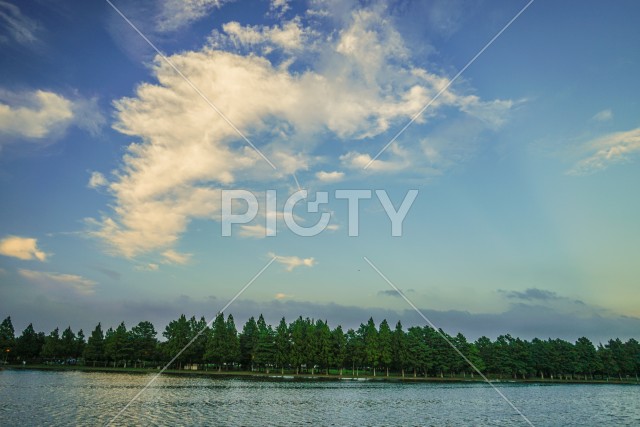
[1,0,639,343]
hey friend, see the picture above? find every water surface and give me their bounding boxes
[1,370,639,426]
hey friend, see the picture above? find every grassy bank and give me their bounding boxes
[4,364,639,385]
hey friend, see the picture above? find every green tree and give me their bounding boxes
[205,313,228,371]
[105,322,133,367]
[239,316,260,370]
[16,323,44,362]
[60,326,77,360]
[41,327,61,361]
[331,325,347,375]
[575,337,598,380]
[130,321,158,366]
[255,316,275,372]
[163,315,192,369]
[378,319,393,377]
[314,319,332,375]
[0,316,15,363]
[225,314,240,369]
[360,318,379,376]
[83,323,105,366]
[391,321,408,377]
[274,317,290,374]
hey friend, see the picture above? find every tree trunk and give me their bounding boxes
[401,368,405,378]
[386,367,389,377]
[373,367,376,377]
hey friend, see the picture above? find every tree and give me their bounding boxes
[239,316,259,370]
[60,327,77,360]
[575,337,598,380]
[0,316,15,363]
[16,323,44,362]
[205,313,228,371]
[130,321,158,366]
[84,323,105,366]
[255,316,275,373]
[378,319,392,377]
[225,314,240,369]
[391,321,408,377]
[331,325,347,375]
[41,327,61,361]
[361,318,379,376]
[289,317,309,374]
[314,320,332,375]
[274,317,290,374]
[105,322,133,367]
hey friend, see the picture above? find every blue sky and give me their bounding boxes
[1,0,639,343]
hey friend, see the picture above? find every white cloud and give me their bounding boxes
[315,170,345,182]
[269,252,315,271]
[222,19,307,52]
[162,249,192,265]
[0,90,74,139]
[238,224,269,239]
[88,171,108,189]
[568,127,640,176]
[19,269,96,295]
[0,1,40,45]
[592,109,613,122]
[340,143,411,172]
[0,236,48,261]
[156,0,229,32]
[269,0,290,15]
[91,4,512,258]
[0,89,104,145]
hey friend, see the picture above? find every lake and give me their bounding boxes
[1,370,639,426]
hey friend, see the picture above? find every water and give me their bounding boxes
[1,370,639,426]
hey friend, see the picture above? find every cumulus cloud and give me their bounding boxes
[222,19,308,52]
[19,269,96,296]
[0,90,104,145]
[568,127,640,175]
[315,170,345,182]
[0,1,40,46]
[269,252,315,271]
[92,4,513,258]
[0,236,48,261]
[0,90,74,139]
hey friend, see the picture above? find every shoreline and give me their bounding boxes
[4,365,639,385]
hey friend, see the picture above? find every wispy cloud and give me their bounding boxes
[269,252,315,272]
[0,235,48,261]
[162,249,192,265]
[88,171,108,189]
[156,0,230,32]
[274,292,292,300]
[568,127,640,175]
[499,288,560,301]
[19,269,96,296]
[592,109,613,122]
[0,1,40,46]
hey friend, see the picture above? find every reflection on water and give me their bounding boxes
[1,370,639,426]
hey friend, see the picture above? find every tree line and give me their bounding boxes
[1,314,638,381]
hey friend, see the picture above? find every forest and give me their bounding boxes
[1,314,638,381]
